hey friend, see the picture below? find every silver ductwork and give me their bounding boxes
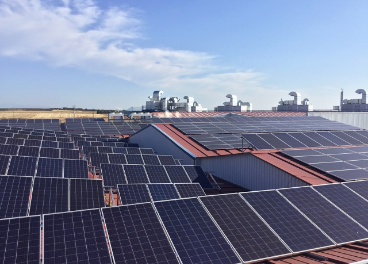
[289,91,301,105]
[226,94,238,106]
[356,89,367,104]
[152,91,164,101]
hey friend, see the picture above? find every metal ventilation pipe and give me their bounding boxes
[153,91,164,101]
[340,89,343,110]
[289,91,301,105]
[226,94,237,106]
[356,89,367,104]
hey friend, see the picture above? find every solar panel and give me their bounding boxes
[288,133,321,147]
[183,166,213,188]
[279,186,368,244]
[6,138,25,146]
[330,131,363,145]
[126,147,141,154]
[311,161,358,172]
[123,164,149,183]
[154,198,241,264]
[107,153,127,164]
[0,144,19,155]
[100,164,127,187]
[257,133,291,149]
[29,177,68,215]
[343,131,368,144]
[303,132,337,146]
[112,147,128,154]
[174,183,206,198]
[102,203,179,264]
[142,154,161,165]
[242,191,334,253]
[89,152,109,167]
[140,148,155,154]
[39,147,60,158]
[90,141,104,146]
[24,139,41,147]
[293,155,339,164]
[63,159,89,178]
[17,146,39,157]
[144,165,171,183]
[82,146,98,156]
[0,215,40,264]
[43,209,112,264]
[7,156,37,176]
[344,181,368,200]
[0,175,33,218]
[41,140,58,148]
[36,157,63,177]
[316,148,354,155]
[70,179,105,211]
[164,166,191,183]
[157,155,176,165]
[98,146,113,153]
[60,148,80,159]
[314,184,368,230]
[242,134,275,149]
[329,169,368,181]
[147,183,180,201]
[346,159,368,168]
[317,132,350,146]
[118,184,151,205]
[272,133,307,148]
[0,155,10,174]
[58,142,74,149]
[201,194,292,262]
[330,153,368,161]
[126,154,144,164]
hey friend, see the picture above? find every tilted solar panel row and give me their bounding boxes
[89,153,176,167]
[101,164,212,189]
[243,130,368,150]
[82,145,154,155]
[282,146,368,181]
[117,183,205,205]
[0,155,88,178]
[6,179,368,264]
[0,137,73,148]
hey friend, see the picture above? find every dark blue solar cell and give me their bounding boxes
[242,134,275,150]
[164,166,191,183]
[63,159,89,178]
[41,140,58,148]
[157,155,176,165]
[60,149,79,159]
[126,154,144,164]
[144,165,171,183]
[317,132,350,146]
[123,165,149,183]
[43,209,112,264]
[288,133,321,147]
[147,184,180,201]
[314,184,368,229]
[242,191,334,253]
[29,177,68,215]
[344,180,368,200]
[0,215,40,264]
[118,184,151,205]
[102,203,179,264]
[273,133,307,148]
[174,183,206,198]
[279,186,368,244]
[7,156,37,176]
[0,175,33,218]
[36,158,63,177]
[89,152,109,167]
[18,146,39,157]
[0,155,10,175]
[155,198,241,264]
[329,169,368,181]
[303,132,337,146]
[0,144,19,155]
[257,133,291,149]
[107,153,126,164]
[100,164,127,187]
[70,179,105,211]
[142,155,161,165]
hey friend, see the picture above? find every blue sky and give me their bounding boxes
[0,0,367,110]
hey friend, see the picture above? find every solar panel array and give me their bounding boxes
[0,118,60,131]
[65,119,138,135]
[0,215,40,264]
[101,164,204,187]
[282,146,368,181]
[69,179,105,211]
[243,130,368,150]
[173,117,358,135]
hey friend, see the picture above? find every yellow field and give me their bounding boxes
[0,110,108,122]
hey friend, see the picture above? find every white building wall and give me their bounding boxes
[128,125,196,165]
[197,153,309,191]
[308,112,368,129]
